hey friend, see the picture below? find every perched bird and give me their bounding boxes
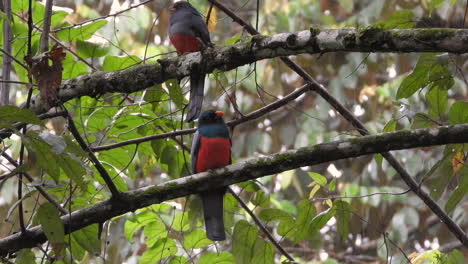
[169,1,212,122]
[191,110,231,241]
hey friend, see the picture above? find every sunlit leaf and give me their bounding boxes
[198,252,234,264]
[448,101,468,124]
[72,224,101,256]
[56,20,107,41]
[232,220,258,264]
[182,229,212,249]
[102,55,141,71]
[139,238,177,264]
[371,10,414,29]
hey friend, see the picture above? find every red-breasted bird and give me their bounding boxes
[191,110,231,241]
[169,1,212,122]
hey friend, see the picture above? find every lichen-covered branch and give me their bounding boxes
[1,123,468,255]
[27,28,468,115]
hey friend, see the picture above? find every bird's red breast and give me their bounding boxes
[170,34,201,55]
[195,137,231,173]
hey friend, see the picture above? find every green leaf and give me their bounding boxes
[334,200,351,240]
[172,212,190,231]
[183,229,212,249]
[293,200,317,242]
[447,249,465,264]
[144,220,167,247]
[251,239,274,264]
[168,256,188,264]
[198,252,234,264]
[258,208,293,222]
[232,220,258,264]
[382,119,396,133]
[37,202,65,244]
[371,10,414,29]
[76,40,110,58]
[71,224,101,256]
[445,167,468,213]
[139,238,177,264]
[57,153,86,188]
[223,34,241,45]
[102,55,141,71]
[0,105,42,125]
[328,178,336,191]
[124,211,157,241]
[166,79,184,109]
[15,249,35,264]
[56,20,107,41]
[396,54,452,99]
[309,207,335,236]
[338,0,354,13]
[428,0,444,11]
[62,53,88,79]
[448,101,468,125]
[308,172,327,186]
[411,113,434,129]
[26,132,60,181]
[251,189,270,207]
[160,144,180,177]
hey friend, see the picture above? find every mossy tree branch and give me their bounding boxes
[1,123,468,255]
[26,28,468,115]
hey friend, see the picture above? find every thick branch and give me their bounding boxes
[26,28,468,114]
[1,124,467,254]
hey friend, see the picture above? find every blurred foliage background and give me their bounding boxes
[0,0,467,263]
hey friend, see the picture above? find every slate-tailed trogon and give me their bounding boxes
[169,1,212,122]
[191,110,231,241]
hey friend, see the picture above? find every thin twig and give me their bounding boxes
[207,0,468,248]
[65,112,121,198]
[0,0,13,105]
[228,187,297,263]
[39,0,53,52]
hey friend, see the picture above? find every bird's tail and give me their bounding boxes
[186,74,205,122]
[200,188,226,241]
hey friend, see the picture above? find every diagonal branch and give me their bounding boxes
[1,123,468,254]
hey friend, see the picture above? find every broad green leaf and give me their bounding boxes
[447,249,464,264]
[198,252,234,264]
[168,256,188,264]
[56,20,107,41]
[251,239,274,264]
[182,229,212,249]
[383,119,396,132]
[371,10,414,29]
[411,113,434,129]
[76,40,110,58]
[328,178,336,191]
[139,238,177,264]
[102,55,141,71]
[37,202,65,244]
[57,154,86,187]
[15,249,35,264]
[334,200,351,240]
[251,189,270,207]
[39,132,66,154]
[71,224,101,256]
[448,101,468,124]
[160,144,180,177]
[308,172,327,186]
[223,34,241,45]
[294,200,317,242]
[427,81,451,118]
[0,105,42,125]
[124,211,157,241]
[445,167,468,213]
[258,208,293,222]
[172,212,190,232]
[428,0,444,11]
[309,207,335,236]
[62,53,88,79]
[27,132,60,181]
[144,220,167,247]
[232,220,258,264]
[166,79,184,109]
[396,54,452,99]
